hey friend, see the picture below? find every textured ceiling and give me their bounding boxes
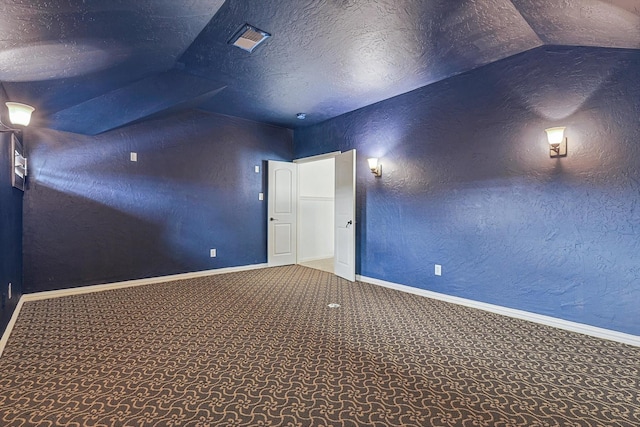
[0,0,226,132]
[1,0,638,134]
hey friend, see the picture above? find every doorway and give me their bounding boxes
[296,157,335,273]
[267,150,356,281]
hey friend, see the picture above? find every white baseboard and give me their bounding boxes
[357,275,640,348]
[0,263,267,357]
[21,263,268,302]
[0,297,26,358]
[298,256,333,263]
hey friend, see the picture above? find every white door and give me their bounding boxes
[268,161,297,266]
[334,150,356,281]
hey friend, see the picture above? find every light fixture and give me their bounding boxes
[1,101,35,132]
[296,113,306,120]
[6,102,35,126]
[367,158,382,177]
[228,24,271,53]
[545,126,567,158]
[1,102,33,191]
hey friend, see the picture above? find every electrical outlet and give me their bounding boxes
[8,283,11,300]
[130,152,138,162]
[435,264,442,276]
[259,192,264,201]
[254,165,260,173]
[210,249,217,258]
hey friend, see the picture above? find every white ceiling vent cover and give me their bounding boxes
[229,24,271,53]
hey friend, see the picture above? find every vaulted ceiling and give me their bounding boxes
[1,0,638,134]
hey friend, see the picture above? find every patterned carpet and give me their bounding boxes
[0,265,638,426]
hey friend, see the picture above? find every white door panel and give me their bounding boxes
[334,150,356,281]
[336,227,350,264]
[274,168,293,213]
[274,224,292,255]
[268,161,297,266]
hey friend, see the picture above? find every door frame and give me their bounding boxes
[268,150,356,280]
[293,151,341,165]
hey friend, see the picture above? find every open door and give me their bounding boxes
[334,150,356,281]
[267,161,297,266]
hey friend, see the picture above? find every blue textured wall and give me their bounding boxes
[294,46,640,336]
[0,133,23,333]
[23,111,292,293]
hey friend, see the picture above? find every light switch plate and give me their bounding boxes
[259,193,264,201]
[255,165,260,173]
[130,152,138,162]
[210,249,217,258]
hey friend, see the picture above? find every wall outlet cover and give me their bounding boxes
[210,249,217,257]
[435,264,442,276]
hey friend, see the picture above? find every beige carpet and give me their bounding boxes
[299,257,334,274]
[0,265,638,426]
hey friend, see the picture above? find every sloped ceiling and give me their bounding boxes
[0,0,638,134]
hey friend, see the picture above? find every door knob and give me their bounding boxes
[270,217,278,221]
[346,220,352,228]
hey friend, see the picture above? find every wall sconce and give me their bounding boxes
[367,158,382,177]
[1,102,36,132]
[1,102,34,191]
[545,126,567,158]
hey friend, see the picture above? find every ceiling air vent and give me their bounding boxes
[229,24,271,53]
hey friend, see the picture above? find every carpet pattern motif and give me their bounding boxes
[0,266,638,426]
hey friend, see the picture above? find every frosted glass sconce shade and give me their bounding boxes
[5,102,35,126]
[545,127,567,157]
[367,158,382,177]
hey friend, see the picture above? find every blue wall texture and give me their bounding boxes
[23,111,292,293]
[295,46,640,336]
[0,133,23,333]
